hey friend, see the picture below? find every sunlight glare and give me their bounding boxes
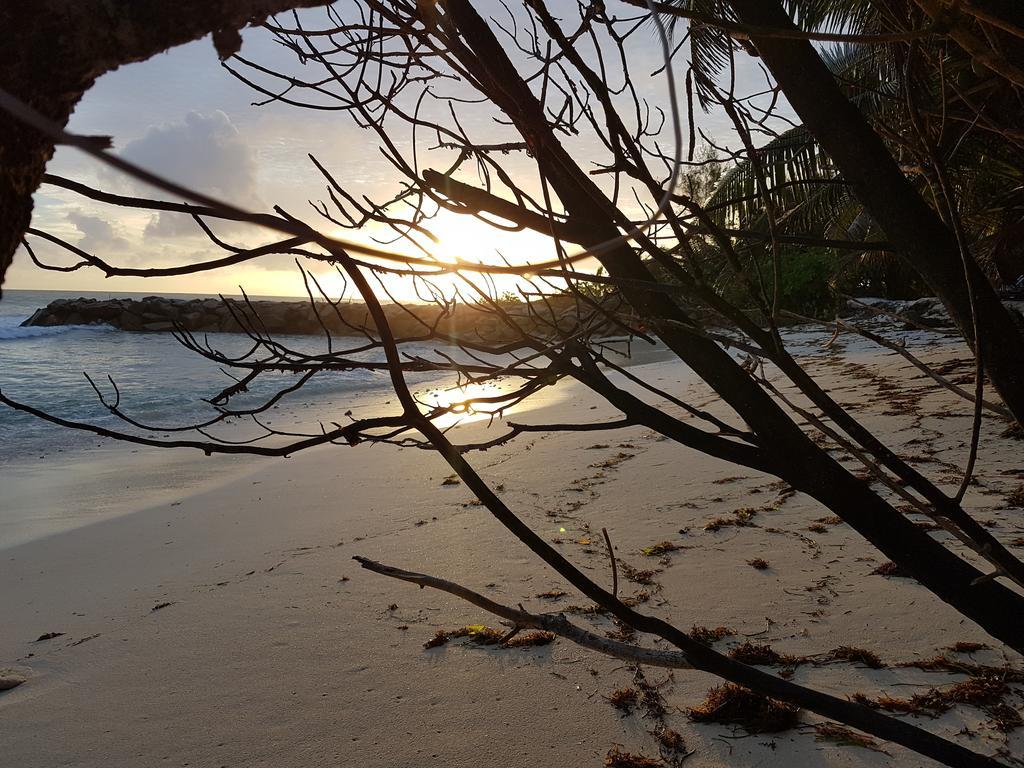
[417,379,511,428]
[322,208,571,302]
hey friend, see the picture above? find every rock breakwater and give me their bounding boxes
[20,295,576,340]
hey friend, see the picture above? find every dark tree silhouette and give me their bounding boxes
[1,3,1021,766]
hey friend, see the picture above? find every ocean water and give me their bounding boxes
[0,289,467,464]
[1,289,952,468]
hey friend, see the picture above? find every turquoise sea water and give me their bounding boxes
[0,290,462,463]
[2,287,948,466]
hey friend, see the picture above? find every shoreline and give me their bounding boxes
[1,329,1022,767]
[0,353,582,551]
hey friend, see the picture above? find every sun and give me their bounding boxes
[322,208,568,303]
[428,209,548,264]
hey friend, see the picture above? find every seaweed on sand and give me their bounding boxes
[688,625,735,645]
[986,703,1023,732]
[620,562,660,584]
[425,624,553,649]
[948,641,988,654]
[535,589,567,599]
[641,541,680,557]
[604,746,660,767]
[914,678,1010,710]
[655,728,686,753]
[606,687,640,713]
[688,683,800,732]
[502,630,555,648]
[827,646,884,669]
[728,642,806,667]
[424,624,504,648]
[899,655,1024,682]
[704,507,759,532]
[871,561,909,577]
[813,722,888,753]
[1006,484,1024,507]
[861,677,1019,731]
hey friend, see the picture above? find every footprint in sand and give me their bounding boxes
[0,671,27,691]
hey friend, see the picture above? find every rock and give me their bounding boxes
[218,316,241,333]
[90,300,122,320]
[903,297,953,328]
[141,322,176,332]
[841,297,953,328]
[19,308,48,327]
[180,311,204,329]
[118,312,144,332]
[19,294,582,342]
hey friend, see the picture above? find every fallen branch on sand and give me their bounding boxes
[354,556,1012,768]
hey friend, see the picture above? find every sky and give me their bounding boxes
[7,1,785,300]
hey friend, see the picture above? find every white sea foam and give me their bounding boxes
[0,293,465,462]
[0,323,114,341]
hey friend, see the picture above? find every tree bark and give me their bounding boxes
[726,0,1024,426]
[438,0,1024,653]
[0,0,328,296]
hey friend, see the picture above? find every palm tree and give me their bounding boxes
[660,0,1024,424]
[699,18,1024,290]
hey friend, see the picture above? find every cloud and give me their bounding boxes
[117,111,262,238]
[66,210,131,254]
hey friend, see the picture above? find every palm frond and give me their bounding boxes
[781,0,874,35]
[661,0,879,110]
[703,126,839,229]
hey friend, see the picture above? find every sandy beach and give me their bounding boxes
[2,329,1022,767]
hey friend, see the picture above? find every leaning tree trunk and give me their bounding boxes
[726,0,1024,428]
[438,0,1024,653]
[0,0,328,297]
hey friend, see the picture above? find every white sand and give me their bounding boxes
[1,330,1022,767]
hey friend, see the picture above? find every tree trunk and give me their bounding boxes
[0,0,328,296]
[726,0,1024,427]
[438,0,1024,653]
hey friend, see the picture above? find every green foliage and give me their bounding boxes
[772,247,930,316]
[776,248,841,318]
[701,244,928,320]
[667,0,1024,289]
